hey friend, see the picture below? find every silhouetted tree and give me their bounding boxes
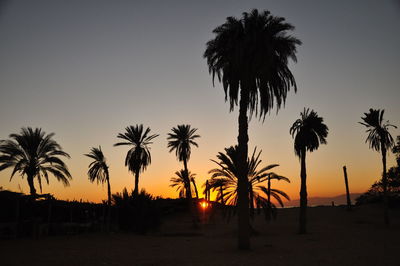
[393,136,400,167]
[360,108,397,225]
[0,127,71,195]
[114,125,158,195]
[205,178,227,205]
[84,146,111,229]
[258,173,290,221]
[170,170,197,199]
[209,146,289,218]
[167,124,200,199]
[204,9,300,249]
[290,108,328,234]
[191,176,199,199]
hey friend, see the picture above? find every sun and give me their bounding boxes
[200,201,208,209]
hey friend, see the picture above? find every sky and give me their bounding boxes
[0,0,399,204]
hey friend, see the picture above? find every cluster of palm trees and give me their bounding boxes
[0,8,398,252]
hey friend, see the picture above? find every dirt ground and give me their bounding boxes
[1,205,400,265]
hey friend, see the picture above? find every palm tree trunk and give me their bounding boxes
[237,88,250,250]
[299,149,307,234]
[219,185,225,205]
[133,170,139,196]
[382,146,389,225]
[267,175,271,221]
[27,174,36,196]
[249,186,254,218]
[183,159,192,199]
[106,169,112,232]
[192,179,199,199]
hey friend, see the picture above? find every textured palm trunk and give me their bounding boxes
[299,148,307,234]
[237,88,250,250]
[219,185,225,205]
[133,170,139,196]
[381,146,389,226]
[191,179,199,199]
[267,175,271,221]
[249,186,254,217]
[27,174,36,196]
[106,168,112,232]
[183,159,192,199]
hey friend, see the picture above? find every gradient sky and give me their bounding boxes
[0,0,399,203]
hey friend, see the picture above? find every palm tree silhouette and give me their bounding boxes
[84,146,111,229]
[209,146,289,218]
[393,136,400,167]
[205,178,227,205]
[204,9,301,249]
[0,127,71,195]
[167,124,200,199]
[114,125,159,196]
[290,108,328,234]
[360,108,397,225]
[257,173,290,221]
[170,169,197,198]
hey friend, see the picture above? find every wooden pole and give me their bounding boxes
[343,166,352,210]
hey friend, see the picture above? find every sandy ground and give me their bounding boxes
[1,205,400,266]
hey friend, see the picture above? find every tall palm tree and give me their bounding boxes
[170,169,197,199]
[209,146,289,217]
[360,108,396,225]
[0,127,71,195]
[167,124,200,199]
[204,9,301,249]
[290,108,328,234]
[85,146,112,230]
[114,125,158,196]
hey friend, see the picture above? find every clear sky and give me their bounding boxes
[0,0,399,203]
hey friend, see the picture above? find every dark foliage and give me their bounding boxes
[356,166,400,207]
[112,189,161,234]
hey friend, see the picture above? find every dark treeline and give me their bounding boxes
[0,188,199,239]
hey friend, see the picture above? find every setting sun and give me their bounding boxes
[200,201,208,209]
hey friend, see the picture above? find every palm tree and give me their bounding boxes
[257,173,290,221]
[206,178,227,205]
[191,175,199,199]
[393,136,400,167]
[0,127,71,195]
[360,108,397,225]
[84,146,111,229]
[170,169,197,198]
[114,125,158,196]
[204,9,301,249]
[167,124,200,199]
[290,108,328,234]
[209,146,289,217]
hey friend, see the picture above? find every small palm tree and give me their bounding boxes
[0,127,71,195]
[114,125,158,195]
[257,174,290,221]
[167,124,200,199]
[290,108,328,234]
[204,9,301,249]
[209,146,289,217]
[360,108,397,225]
[170,169,197,198]
[393,136,400,167]
[205,178,227,205]
[85,146,111,230]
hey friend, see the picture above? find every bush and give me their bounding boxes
[112,189,161,234]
